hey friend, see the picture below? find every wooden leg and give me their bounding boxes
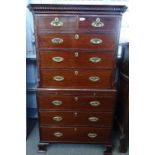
[38,143,49,153]
[104,145,112,155]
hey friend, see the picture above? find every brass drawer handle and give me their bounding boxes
[89,57,102,63]
[88,117,99,122]
[53,132,63,137]
[53,76,64,81]
[51,100,63,106]
[89,76,100,82]
[90,38,103,44]
[88,133,98,138]
[50,17,63,27]
[51,38,63,44]
[52,57,64,62]
[89,101,101,107]
[92,18,104,27]
[52,116,63,122]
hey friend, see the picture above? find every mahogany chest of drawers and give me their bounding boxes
[29,4,127,155]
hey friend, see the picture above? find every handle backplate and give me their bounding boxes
[88,133,98,138]
[88,117,99,122]
[90,38,103,44]
[89,57,102,63]
[89,76,100,82]
[89,101,101,107]
[53,76,64,81]
[91,18,104,27]
[53,132,63,137]
[52,57,64,62]
[52,116,63,122]
[51,17,63,27]
[51,38,63,44]
[51,100,63,106]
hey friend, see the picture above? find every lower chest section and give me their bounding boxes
[38,89,116,143]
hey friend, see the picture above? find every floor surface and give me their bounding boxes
[26,123,129,155]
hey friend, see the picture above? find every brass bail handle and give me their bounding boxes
[92,17,104,27]
[51,17,63,27]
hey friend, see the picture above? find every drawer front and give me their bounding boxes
[39,51,114,69]
[38,33,116,50]
[40,69,112,88]
[39,111,113,126]
[38,94,115,111]
[35,15,77,31]
[40,127,111,143]
[78,15,120,32]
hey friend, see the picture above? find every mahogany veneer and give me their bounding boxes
[29,4,127,154]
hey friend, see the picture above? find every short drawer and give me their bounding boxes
[40,69,112,88]
[40,126,112,143]
[37,33,116,50]
[35,15,77,31]
[39,51,114,69]
[78,15,120,32]
[38,94,116,111]
[39,111,113,126]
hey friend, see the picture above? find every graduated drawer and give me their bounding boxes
[38,94,115,111]
[35,15,77,31]
[40,126,111,143]
[39,51,114,69]
[40,69,112,88]
[78,15,120,32]
[39,111,113,126]
[37,33,116,50]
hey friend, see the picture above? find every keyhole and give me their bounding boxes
[74,52,79,57]
[74,71,79,76]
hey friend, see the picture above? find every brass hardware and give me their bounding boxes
[88,133,98,138]
[51,100,63,106]
[74,97,78,102]
[74,34,79,40]
[89,101,101,107]
[53,76,64,81]
[79,17,86,21]
[89,57,102,63]
[74,128,77,131]
[89,76,100,82]
[52,116,63,122]
[51,38,63,44]
[74,70,79,76]
[53,132,63,137]
[52,57,64,62]
[74,52,79,57]
[50,17,63,27]
[74,112,78,117]
[88,117,99,122]
[90,38,103,44]
[91,18,104,27]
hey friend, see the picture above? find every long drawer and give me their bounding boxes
[40,69,112,88]
[35,15,120,33]
[38,94,116,111]
[37,33,116,50]
[40,126,112,143]
[39,50,114,69]
[39,111,113,126]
